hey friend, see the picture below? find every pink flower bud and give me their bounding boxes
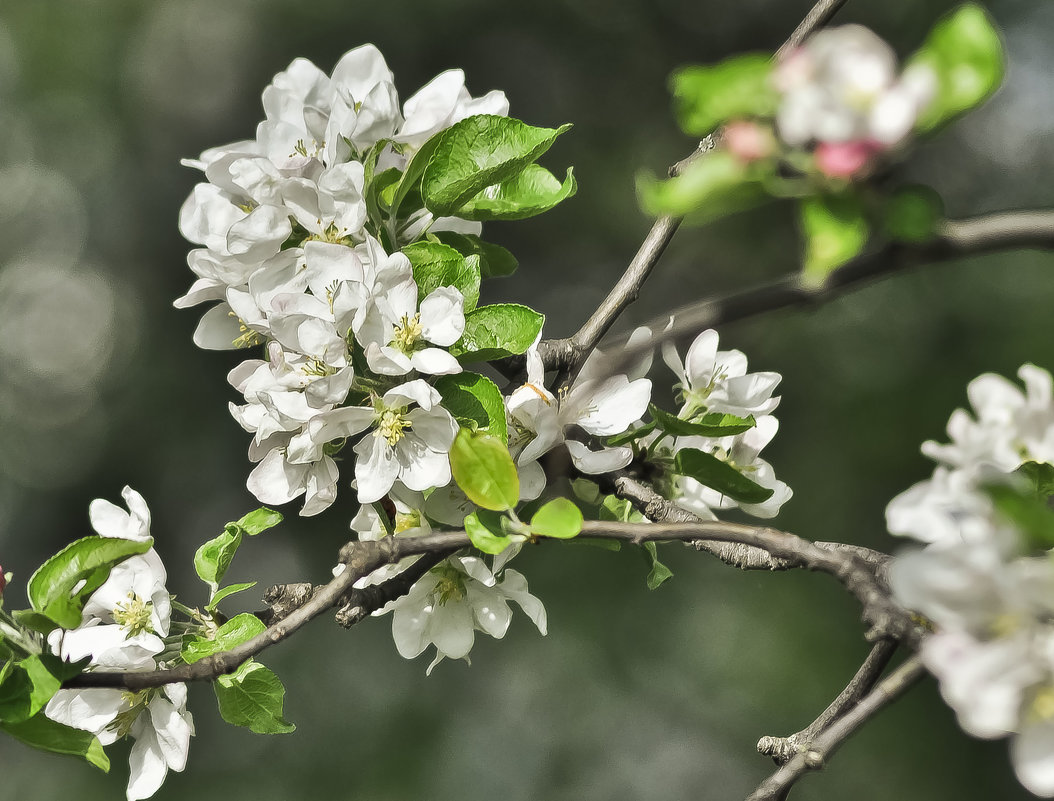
[814,139,883,178]
[723,120,776,163]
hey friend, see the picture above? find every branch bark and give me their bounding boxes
[755,639,897,764]
[746,655,926,801]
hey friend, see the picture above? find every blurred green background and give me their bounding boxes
[1,0,1051,798]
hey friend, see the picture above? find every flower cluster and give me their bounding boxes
[657,329,791,519]
[177,46,506,515]
[771,25,936,177]
[44,488,193,801]
[887,365,1054,796]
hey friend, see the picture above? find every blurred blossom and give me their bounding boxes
[0,165,87,263]
[124,0,259,126]
[0,258,121,488]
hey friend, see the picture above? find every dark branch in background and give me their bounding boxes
[529,0,853,385]
[745,656,926,801]
[756,639,897,764]
[776,0,852,59]
[601,209,1054,379]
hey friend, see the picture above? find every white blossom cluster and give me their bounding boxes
[725,25,936,179]
[887,365,1054,796]
[176,46,506,515]
[660,329,791,519]
[44,488,193,801]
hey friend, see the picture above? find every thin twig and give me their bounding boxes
[538,0,852,385]
[776,0,852,59]
[745,655,926,801]
[601,209,1054,379]
[756,639,898,764]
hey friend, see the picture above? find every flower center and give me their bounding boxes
[375,406,411,447]
[229,312,265,349]
[113,592,155,637]
[305,222,355,246]
[433,566,466,605]
[290,138,324,159]
[302,358,336,378]
[108,690,153,738]
[1031,686,1054,721]
[394,509,422,534]
[391,313,423,354]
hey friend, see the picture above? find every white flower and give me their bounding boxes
[46,684,194,801]
[362,280,465,376]
[388,555,546,673]
[663,328,780,419]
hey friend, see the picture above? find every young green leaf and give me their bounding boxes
[434,372,508,443]
[909,4,1004,133]
[674,448,774,505]
[799,194,869,286]
[0,658,55,723]
[451,303,545,362]
[11,610,60,637]
[182,613,267,664]
[985,481,1054,550]
[455,165,577,221]
[638,151,771,223]
[642,542,674,590]
[214,660,295,735]
[194,528,242,589]
[402,240,482,311]
[433,232,519,279]
[28,536,152,629]
[388,130,445,220]
[671,54,778,135]
[1,712,110,772]
[649,404,756,438]
[208,582,259,610]
[529,498,583,539]
[422,115,572,216]
[465,510,524,555]
[449,428,520,511]
[881,185,944,243]
[233,507,283,536]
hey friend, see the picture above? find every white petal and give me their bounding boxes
[410,347,462,375]
[126,723,168,801]
[566,440,633,474]
[1013,718,1054,797]
[354,436,399,503]
[419,287,465,346]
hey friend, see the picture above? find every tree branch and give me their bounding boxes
[776,0,851,59]
[745,655,926,801]
[601,208,1054,379]
[756,639,897,764]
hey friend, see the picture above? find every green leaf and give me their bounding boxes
[465,510,523,556]
[11,610,60,636]
[433,232,519,279]
[449,428,520,511]
[642,542,674,590]
[456,165,577,221]
[638,151,771,223]
[194,528,242,589]
[434,372,508,443]
[28,536,152,629]
[909,4,1004,133]
[799,194,869,286]
[214,660,295,735]
[649,405,756,438]
[422,115,572,216]
[182,613,266,664]
[401,240,482,311]
[674,448,774,505]
[208,582,258,610]
[882,185,944,243]
[606,420,658,447]
[389,130,446,221]
[0,655,66,723]
[1020,462,1054,498]
[671,54,778,135]
[529,498,583,539]
[985,480,1054,550]
[234,507,283,536]
[451,303,545,362]
[1,712,110,772]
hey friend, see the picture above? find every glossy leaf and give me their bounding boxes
[434,372,508,443]
[1,712,110,772]
[449,429,520,511]
[402,240,481,311]
[433,232,519,279]
[451,303,544,362]
[529,498,583,539]
[214,660,295,735]
[456,165,576,221]
[674,448,774,504]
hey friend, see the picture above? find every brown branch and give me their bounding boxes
[746,655,926,801]
[534,0,852,384]
[601,209,1054,379]
[756,639,897,764]
[776,0,852,59]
